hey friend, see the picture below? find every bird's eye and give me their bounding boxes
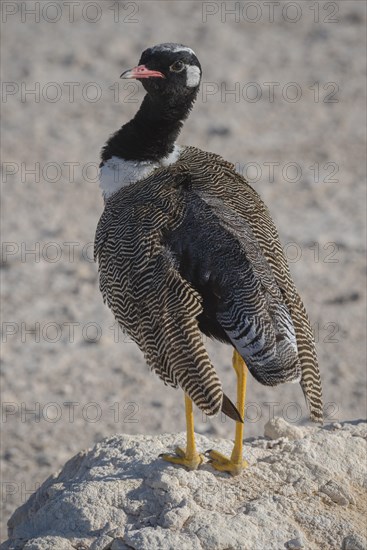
[170,60,185,73]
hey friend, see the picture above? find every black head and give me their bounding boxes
[120,43,202,100]
[103,43,201,164]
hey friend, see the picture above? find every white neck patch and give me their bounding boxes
[100,144,183,199]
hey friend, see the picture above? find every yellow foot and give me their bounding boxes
[206,449,248,476]
[160,447,204,470]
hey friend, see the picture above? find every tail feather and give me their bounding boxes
[221,393,243,422]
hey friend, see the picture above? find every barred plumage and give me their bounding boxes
[95,167,223,415]
[95,146,323,422]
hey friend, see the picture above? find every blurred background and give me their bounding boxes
[1,0,366,537]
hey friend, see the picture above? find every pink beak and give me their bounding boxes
[120,65,165,79]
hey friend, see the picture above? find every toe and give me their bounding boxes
[206,449,231,463]
[206,449,248,475]
[161,450,204,470]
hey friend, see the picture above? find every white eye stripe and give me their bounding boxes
[150,44,196,57]
[171,46,196,56]
[186,65,201,87]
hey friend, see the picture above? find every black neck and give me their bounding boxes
[101,91,197,162]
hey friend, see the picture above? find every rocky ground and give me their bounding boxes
[3,420,367,549]
[1,0,366,540]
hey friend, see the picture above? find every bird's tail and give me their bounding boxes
[221,393,243,422]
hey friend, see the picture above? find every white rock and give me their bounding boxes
[23,537,75,549]
[319,479,356,506]
[342,534,367,550]
[264,417,306,440]
[3,422,367,550]
[285,535,305,549]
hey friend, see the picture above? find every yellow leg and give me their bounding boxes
[161,394,204,470]
[207,349,249,475]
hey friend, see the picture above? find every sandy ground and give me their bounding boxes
[1,0,366,540]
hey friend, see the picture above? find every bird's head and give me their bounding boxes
[120,43,202,101]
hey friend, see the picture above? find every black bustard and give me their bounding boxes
[95,43,323,474]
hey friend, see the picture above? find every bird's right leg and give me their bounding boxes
[207,350,249,475]
[161,394,204,470]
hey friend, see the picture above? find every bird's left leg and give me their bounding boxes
[207,349,249,475]
[161,394,204,470]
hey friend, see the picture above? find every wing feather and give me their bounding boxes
[95,171,224,416]
[177,147,323,422]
